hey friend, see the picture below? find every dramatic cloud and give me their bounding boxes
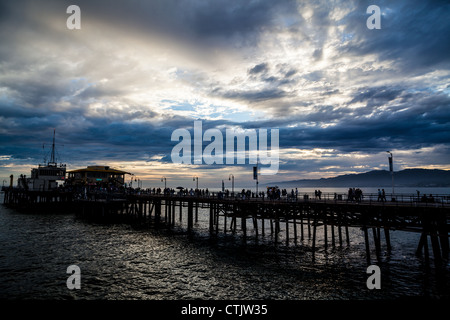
[0,0,449,187]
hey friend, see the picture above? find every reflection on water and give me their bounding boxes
[0,197,448,300]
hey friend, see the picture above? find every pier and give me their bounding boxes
[2,188,449,267]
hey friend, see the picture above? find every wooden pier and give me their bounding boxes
[2,189,449,267]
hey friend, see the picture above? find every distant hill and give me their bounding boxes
[267,169,450,187]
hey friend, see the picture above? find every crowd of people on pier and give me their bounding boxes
[419,193,435,203]
[8,180,443,205]
[347,187,364,202]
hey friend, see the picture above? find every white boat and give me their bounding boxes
[19,129,66,191]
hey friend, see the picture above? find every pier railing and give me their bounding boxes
[3,187,449,207]
[81,190,450,207]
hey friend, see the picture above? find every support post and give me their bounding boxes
[187,201,193,231]
[323,214,328,249]
[363,226,371,265]
[293,211,297,244]
[209,203,214,233]
[372,227,381,261]
[195,202,198,222]
[242,215,247,239]
[224,208,227,234]
[312,213,317,253]
[300,209,304,241]
[285,219,289,245]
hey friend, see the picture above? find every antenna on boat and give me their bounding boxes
[50,129,56,165]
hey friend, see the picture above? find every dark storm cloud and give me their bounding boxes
[76,84,126,100]
[238,88,450,154]
[0,103,48,119]
[249,63,269,75]
[211,62,299,108]
[188,0,296,38]
[339,0,450,73]
[215,87,289,103]
[0,107,193,164]
[284,69,298,78]
[25,0,297,49]
[349,87,403,105]
[278,96,450,153]
[347,86,406,111]
[2,78,71,108]
[246,63,298,88]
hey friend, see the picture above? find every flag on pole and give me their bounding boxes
[253,166,258,180]
[388,156,393,173]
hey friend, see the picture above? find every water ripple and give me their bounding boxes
[0,202,448,300]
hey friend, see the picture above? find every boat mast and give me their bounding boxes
[50,128,56,165]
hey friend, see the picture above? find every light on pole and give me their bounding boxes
[161,177,167,189]
[386,151,395,200]
[193,176,198,189]
[229,174,234,196]
[253,165,258,196]
[135,177,141,189]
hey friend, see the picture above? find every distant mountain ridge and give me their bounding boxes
[268,169,450,187]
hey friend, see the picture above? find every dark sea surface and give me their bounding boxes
[0,192,448,301]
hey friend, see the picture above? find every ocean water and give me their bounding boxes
[0,192,448,301]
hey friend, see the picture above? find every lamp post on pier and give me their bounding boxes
[386,151,395,201]
[229,174,234,197]
[129,174,135,188]
[161,177,167,190]
[253,165,258,197]
[193,176,198,189]
[135,177,141,189]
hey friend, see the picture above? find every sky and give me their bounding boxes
[0,0,449,189]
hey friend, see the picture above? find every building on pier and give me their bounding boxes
[66,166,132,188]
